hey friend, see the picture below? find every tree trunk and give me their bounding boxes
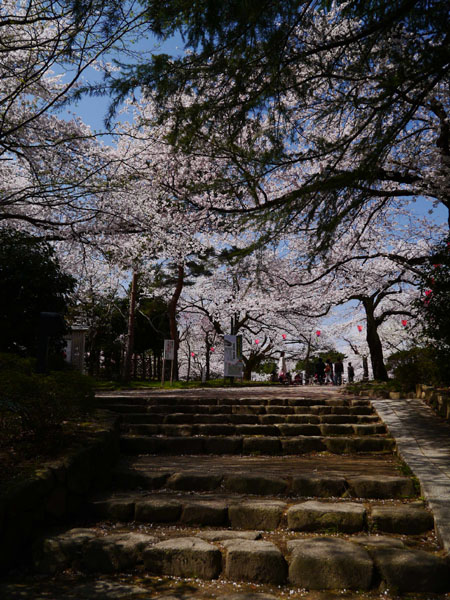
[363,298,388,381]
[362,355,369,380]
[186,351,191,382]
[123,270,139,382]
[205,334,210,381]
[167,264,184,381]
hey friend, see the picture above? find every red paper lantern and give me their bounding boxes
[357,325,363,332]
[425,289,432,297]
[210,347,215,353]
[255,339,260,345]
[401,319,407,326]
[191,352,195,357]
[282,334,287,340]
[433,264,442,268]
[315,330,321,337]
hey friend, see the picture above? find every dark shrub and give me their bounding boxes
[0,353,94,438]
[386,347,442,390]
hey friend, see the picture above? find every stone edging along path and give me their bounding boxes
[371,395,450,555]
[0,412,120,573]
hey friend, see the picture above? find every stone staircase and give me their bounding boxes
[31,387,450,599]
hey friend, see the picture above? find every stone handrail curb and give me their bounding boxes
[0,411,121,573]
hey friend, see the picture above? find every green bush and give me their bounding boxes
[386,347,442,390]
[0,353,95,438]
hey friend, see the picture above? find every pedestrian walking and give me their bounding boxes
[334,359,344,385]
[347,362,355,383]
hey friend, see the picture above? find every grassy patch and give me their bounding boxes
[345,379,408,397]
[94,378,281,391]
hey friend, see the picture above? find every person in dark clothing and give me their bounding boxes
[315,357,325,385]
[347,362,355,383]
[334,359,344,385]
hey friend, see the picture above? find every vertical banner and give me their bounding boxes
[224,334,243,377]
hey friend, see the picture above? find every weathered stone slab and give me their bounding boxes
[320,424,353,435]
[371,547,450,593]
[232,405,264,415]
[294,406,319,415]
[143,537,221,579]
[243,437,281,454]
[287,501,365,533]
[204,436,243,454]
[112,409,153,422]
[280,437,326,453]
[352,535,405,549]
[323,437,355,453]
[33,528,97,573]
[259,414,285,424]
[165,413,195,424]
[221,595,279,600]
[286,414,320,424]
[180,500,228,526]
[291,475,347,498]
[230,414,259,424]
[158,437,205,454]
[288,537,373,590]
[91,496,135,521]
[126,424,159,435]
[198,530,261,541]
[353,424,386,435]
[134,498,182,522]
[236,424,279,436]
[348,406,374,415]
[83,532,156,573]
[195,424,235,435]
[223,474,288,495]
[161,424,194,436]
[370,505,434,534]
[265,406,294,415]
[222,539,287,584]
[120,436,159,454]
[228,501,286,530]
[113,467,169,490]
[276,424,321,436]
[166,472,222,491]
[320,414,358,424]
[347,475,415,499]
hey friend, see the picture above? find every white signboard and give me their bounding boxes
[224,334,243,377]
[164,339,175,360]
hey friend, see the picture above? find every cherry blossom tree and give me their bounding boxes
[274,203,445,380]
[0,0,151,235]
[102,0,450,253]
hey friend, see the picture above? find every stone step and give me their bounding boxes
[111,465,417,499]
[104,403,376,416]
[121,412,381,425]
[88,493,431,534]
[122,422,387,437]
[119,434,395,455]
[32,526,449,593]
[98,395,371,407]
